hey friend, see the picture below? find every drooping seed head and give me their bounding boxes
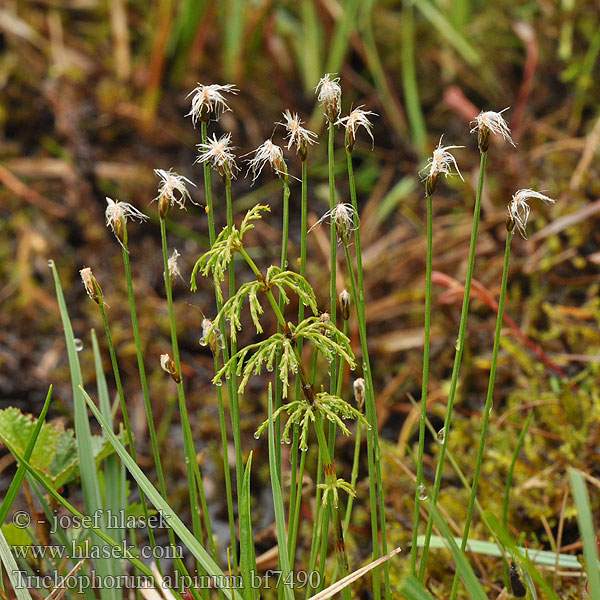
[315,73,342,121]
[507,189,555,238]
[80,267,102,305]
[421,135,464,195]
[353,378,365,411]
[186,83,238,126]
[336,106,377,152]
[195,133,239,180]
[105,197,148,243]
[470,107,514,153]
[154,169,197,219]
[279,110,317,160]
[246,139,287,182]
[339,289,351,321]
[310,202,358,244]
[160,353,181,384]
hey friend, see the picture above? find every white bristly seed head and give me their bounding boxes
[421,135,464,195]
[310,202,358,243]
[80,267,102,305]
[186,83,238,126]
[160,353,181,384]
[195,133,239,179]
[154,169,197,218]
[508,189,555,238]
[353,378,365,411]
[336,106,377,151]
[470,107,515,152]
[279,110,317,159]
[105,197,148,242]
[167,249,182,284]
[246,139,287,182]
[315,73,342,120]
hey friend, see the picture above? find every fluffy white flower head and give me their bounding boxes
[421,136,464,182]
[195,133,239,177]
[310,202,358,243]
[246,139,286,182]
[154,169,196,210]
[167,248,182,283]
[186,83,238,126]
[315,73,342,119]
[279,110,317,154]
[105,197,148,240]
[471,108,515,147]
[336,106,377,149]
[508,189,555,238]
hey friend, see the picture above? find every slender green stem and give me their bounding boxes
[410,193,433,574]
[418,150,488,581]
[288,159,309,563]
[224,173,245,570]
[159,218,217,567]
[328,120,338,388]
[502,409,533,587]
[274,178,290,490]
[313,413,351,599]
[449,229,513,598]
[97,297,160,565]
[201,120,238,579]
[121,233,169,506]
[345,147,388,598]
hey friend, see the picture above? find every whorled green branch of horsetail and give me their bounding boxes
[343,138,389,598]
[212,313,355,398]
[159,216,218,568]
[190,204,270,296]
[449,226,514,599]
[418,149,488,581]
[203,265,318,344]
[233,232,354,599]
[80,270,161,569]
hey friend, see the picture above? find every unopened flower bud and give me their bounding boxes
[339,290,351,321]
[80,267,103,305]
[160,353,181,384]
[353,378,365,411]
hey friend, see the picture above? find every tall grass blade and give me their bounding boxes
[425,500,487,600]
[239,452,257,600]
[486,512,560,600]
[568,469,600,597]
[92,329,124,599]
[398,575,436,600]
[0,526,34,600]
[82,390,244,600]
[49,261,116,600]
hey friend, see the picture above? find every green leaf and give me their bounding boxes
[0,526,33,600]
[569,469,600,597]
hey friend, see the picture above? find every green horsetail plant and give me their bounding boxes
[192,204,359,594]
[337,105,390,600]
[411,137,464,577]
[449,189,555,599]
[418,109,515,581]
